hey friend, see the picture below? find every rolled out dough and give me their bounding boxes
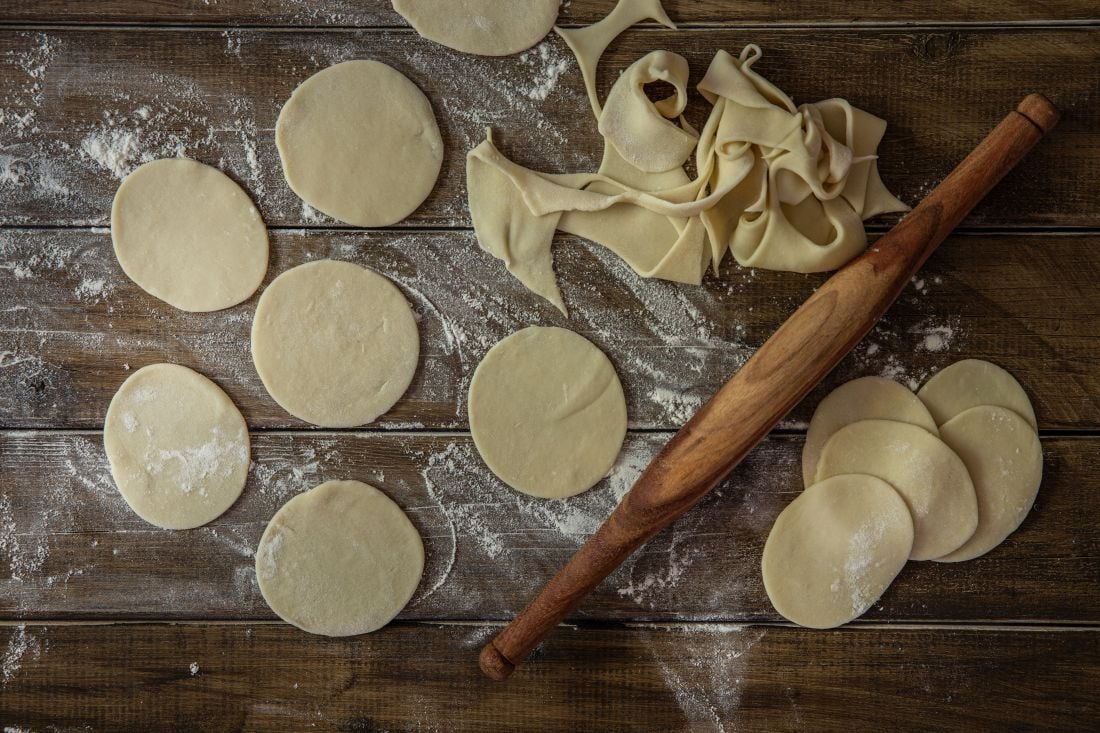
[762,474,913,629]
[815,419,978,561]
[468,326,627,499]
[111,158,268,312]
[276,60,443,227]
[917,359,1037,429]
[935,406,1043,562]
[802,376,939,487]
[251,260,419,428]
[103,363,249,530]
[255,480,424,636]
[392,0,559,56]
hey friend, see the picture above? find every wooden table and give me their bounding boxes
[1,2,1098,730]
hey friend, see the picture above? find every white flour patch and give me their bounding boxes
[189,661,200,676]
[2,625,43,685]
[519,41,574,102]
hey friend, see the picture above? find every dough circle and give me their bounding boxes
[935,406,1043,562]
[111,158,268,312]
[276,60,443,227]
[802,376,939,487]
[815,419,978,561]
[255,480,425,636]
[392,0,560,57]
[251,260,419,428]
[917,359,1037,429]
[762,474,914,629]
[103,363,249,530]
[468,326,627,499]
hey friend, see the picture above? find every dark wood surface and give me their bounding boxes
[0,1,1098,730]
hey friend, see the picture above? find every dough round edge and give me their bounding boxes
[392,0,559,56]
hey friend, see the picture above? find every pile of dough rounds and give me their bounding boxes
[392,0,560,57]
[466,0,908,314]
[468,326,628,499]
[763,360,1043,628]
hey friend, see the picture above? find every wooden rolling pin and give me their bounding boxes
[480,93,1060,681]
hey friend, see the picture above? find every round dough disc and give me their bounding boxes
[275,60,443,227]
[802,376,939,487]
[255,480,425,636]
[111,158,268,312]
[104,363,250,530]
[917,359,1037,429]
[934,406,1043,562]
[815,419,978,561]
[392,0,559,57]
[762,474,914,629]
[251,260,419,428]
[468,326,627,499]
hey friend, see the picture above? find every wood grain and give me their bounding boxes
[1,622,1096,732]
[3,0,1098,26]
[2,229,1097,431]
[1,431,1095,623]
[1,28,1098,228]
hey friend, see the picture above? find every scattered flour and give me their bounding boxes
[189,661,200,676]
[519,42,574,102]
[2,625,42,684]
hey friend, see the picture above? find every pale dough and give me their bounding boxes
[815,419,978,561]
[251,260,419,428]
[255,480,424,636]
[935,406,1043,562]
[276,60,443,227]
[111,158,268,312]
[392,0,559,56]
[762,474,913,629]
[918,359,1038,429]
[103,363,249,530]
[802,376,939,487]
[468,326,627,499]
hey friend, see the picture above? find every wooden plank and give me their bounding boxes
[2,229,1097,431]
[1,622,1096,731]
[1,431,1095,623]
[3,0,1098,27]
[0,28,1097,228]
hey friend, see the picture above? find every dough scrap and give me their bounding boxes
[104,363,249,530]
[111,158,268,312]
[276,60,443,227]
[802,376,939,487]
[815,419,978,561]
[762,474,913,629]
[935,406,1043,562]
[251,260,419,428]
[468,326,627,499]
[255,480,424,636]
[392,0,559,56]
[918,359,1038,429]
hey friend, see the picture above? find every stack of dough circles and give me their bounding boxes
[103,363,250,530]
[251,260,419,428]
[391,0,560,57]
[814,419,978,561]
[801,376,939,487]
[255,480,424,636]
[276,60,443,227]
[917,358,1038,429]
[468,326,627,499]
[111,158,268,312]
[762,474,914,629]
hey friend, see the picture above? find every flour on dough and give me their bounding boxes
[103,363,249,530]
[276,60,443,227]
[392,0,559,56]
[762,474,913,629]
[468,326,627,499]
[251,260,419,428]
[111,158,268,312]
[918,359,1038,429]
[802,376,939,487]
[815,419,978,561]
[935,406,1043,562]
[255,480,424,636]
